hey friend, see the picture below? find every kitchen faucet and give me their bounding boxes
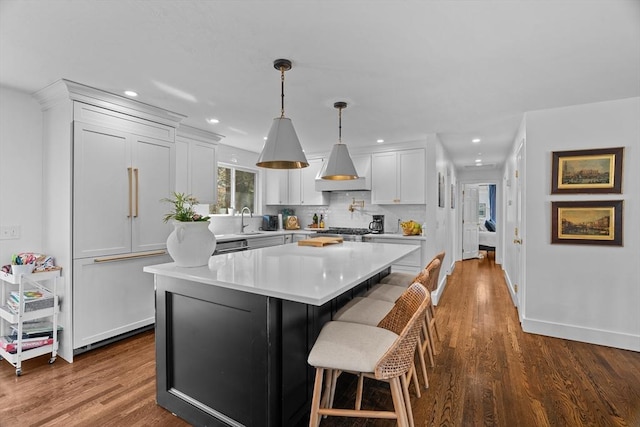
[240,207,252,233]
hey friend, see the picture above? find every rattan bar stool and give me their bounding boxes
[308,282,429,427]
[366,260,441,366]
[333,279,431,391]
[381,251,446,289]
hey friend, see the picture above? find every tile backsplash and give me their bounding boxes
[266,191,426,233]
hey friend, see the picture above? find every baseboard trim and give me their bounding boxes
[502,269,518,307]
[522,317,640,352]
[432,261,454,305]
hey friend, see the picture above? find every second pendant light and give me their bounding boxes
[321,101,359,180]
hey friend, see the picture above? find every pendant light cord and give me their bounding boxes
[338,105,343,144]
[280,66,285,118]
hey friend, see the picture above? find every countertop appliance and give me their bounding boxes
[369,215,384,234]
[262,215,279,231]
[313,227,371,242]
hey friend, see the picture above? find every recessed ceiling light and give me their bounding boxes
[377,139,384,144]
[475,159,482,163]
[472,138,481,143]
[207,118,220,124]
[124,90,138,97]
[476,163,483,166]
[263,136,268,140]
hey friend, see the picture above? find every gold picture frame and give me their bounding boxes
[551,147,623,194]
[551,200,623,246]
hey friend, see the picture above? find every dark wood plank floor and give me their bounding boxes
[1,252,639,426]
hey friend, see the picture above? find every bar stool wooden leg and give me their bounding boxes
[422,318,435,367]
[430,303,441,341]
[416,335,429,388]
[355,374,364,410]
[425,310,437,357]
[400,371,415,427]
[390,376,410,427]
[309,368,324,427]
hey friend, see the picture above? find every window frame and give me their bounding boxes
[216,162,258,215]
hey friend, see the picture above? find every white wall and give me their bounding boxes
[427,134,456,303]
[502,118,526,306]
[0,86,43,265]
[519,97,640,351]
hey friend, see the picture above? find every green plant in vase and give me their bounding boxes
[162,192,216,267]
[162,192,210,223]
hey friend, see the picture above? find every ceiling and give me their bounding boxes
[1,1,638,170]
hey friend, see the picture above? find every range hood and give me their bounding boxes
[315,154,371,191]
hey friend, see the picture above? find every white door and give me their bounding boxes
[73,122,132,258]
[514,140,525,314]
[265,169,289,205]
[371,152,398,204]
[131,135,175,253]
[462,185,480,260]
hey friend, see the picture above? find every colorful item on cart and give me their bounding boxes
[9,253,56,272]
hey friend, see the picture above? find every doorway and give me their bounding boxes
[461,182,500,262]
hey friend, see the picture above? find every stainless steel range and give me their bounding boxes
[313,227,371,242]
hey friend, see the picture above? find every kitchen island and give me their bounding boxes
[144,241,418,427]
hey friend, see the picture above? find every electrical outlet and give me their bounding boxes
[0,225,20,240]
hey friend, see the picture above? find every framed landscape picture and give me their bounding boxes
[551,200,623,246]
[551,147,623,194]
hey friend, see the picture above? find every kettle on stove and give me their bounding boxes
[368,215,384,234]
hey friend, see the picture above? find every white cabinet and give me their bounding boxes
[176,125,222,204]
[34,79,185,361]
[73,121,175,258]
[363,236,425,274]
[265,158,328,205]
[72,253,170,350]
[371,149,425,204]
[265,169,290,205]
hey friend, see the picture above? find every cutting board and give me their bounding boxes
[298,236,344,247]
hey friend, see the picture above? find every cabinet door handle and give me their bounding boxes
[94,250,167,263]
[127,167,133,218]
[134,168,139,218]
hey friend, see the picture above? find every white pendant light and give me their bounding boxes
[256,59,309,169]
[321,101,358,180]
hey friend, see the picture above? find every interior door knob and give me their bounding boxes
[513,238,522,244]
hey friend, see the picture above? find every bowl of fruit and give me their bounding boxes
[400,220,422,236]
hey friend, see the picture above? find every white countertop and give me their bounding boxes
[144,241,417,306]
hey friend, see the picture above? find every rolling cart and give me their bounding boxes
[0,269,61,376]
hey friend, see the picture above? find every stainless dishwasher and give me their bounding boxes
[213,239,249,255]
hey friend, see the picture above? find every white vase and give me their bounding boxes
[166,221,216,267]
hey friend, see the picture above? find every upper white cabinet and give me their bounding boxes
[265,169,289,205]
[371,148,425,204]
[73,120,175,258]
[175,125,222,205]
[265,158,328,205]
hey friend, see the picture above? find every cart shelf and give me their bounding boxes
[0,269,61,376]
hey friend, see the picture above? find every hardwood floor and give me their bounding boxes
[1,252,638,426]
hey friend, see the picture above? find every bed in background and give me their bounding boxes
[479,219,496,252]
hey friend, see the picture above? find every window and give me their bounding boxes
[217,163,257,214]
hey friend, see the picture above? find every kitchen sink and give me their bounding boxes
[240,231,264,235]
